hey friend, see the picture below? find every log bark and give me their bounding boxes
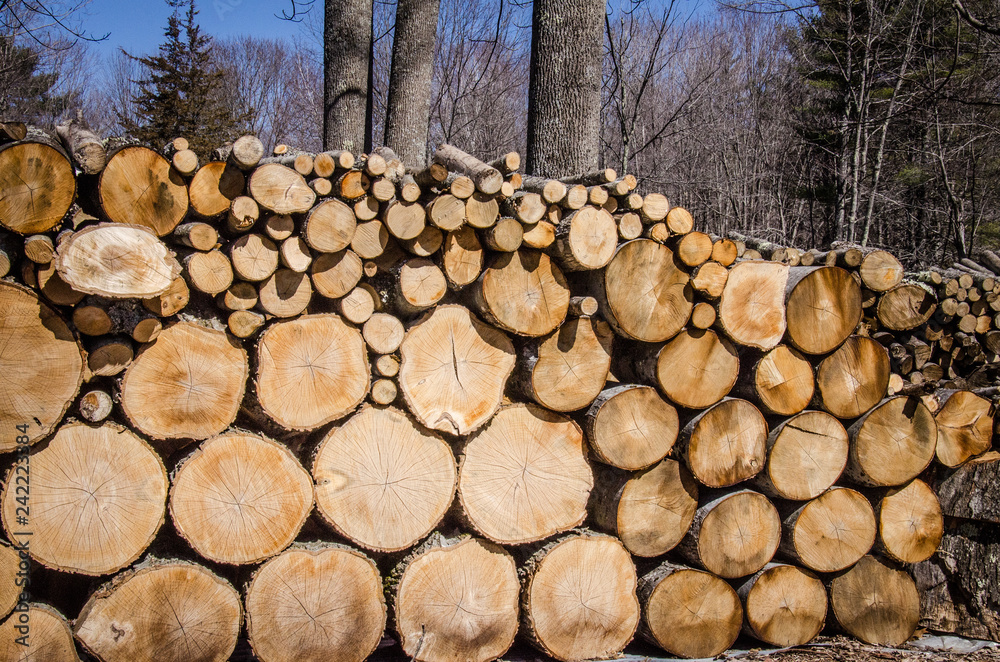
[676,398,768,488]
[246,543,386,662]
[74,559,242,662]
[458,404,592,543]
[871,479,943,564]
[717,260,789,350]
[434,144,503,194]
[120,321,248,440]
[584,384,679,470]
[170,431,313,564]
[736,563,827,647]
[1,421,166,575]
[784,266,862,355]
[0,139,76,233]
[751,411,848,501]
[828,554,920,646]
[845,396,937,487]
[97,146,189,235]
[313,405,457,552]
[323,0,372,152]
[520,531,639,662]
[777,487,876,572]
[56,115,107,175]
[815,335,890,419]
[389,534,518,662]
[638,561,742,659]
[472,249,570,337]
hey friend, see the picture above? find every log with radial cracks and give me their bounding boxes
[718,260,789,350]
[245,544,386,662]
[584,384,679,470]
[845,396,937,487]
[0,281,84,450]
[827,555,920,646]
[120,321,248,440]
[676,398,767,488]
[521,532,639,662]
[169,432,313,565]
[74,560,242,662]
[312,405,457,552]
[390,534,519,662]
[0,604,79,661]
[589,459,698,557]
[778,487,876,573]
[0,140,76,234]
[752,411,848,501]
[871,479,943,564]
[97,146,189,235]
[1,422,167,575]
[255,314,369,430]
[398,305,515,436]
[638,561,742,659]
[784,266,861,355]
[472,249,570,337]
[55,223,182,298]
[740,345,815,416]
[597,239,692,342]
[458,403,593,544]
[931,389,994,467]
[815,335,890,419]
[736,563,827,647]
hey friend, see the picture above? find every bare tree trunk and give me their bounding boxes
[384,0,440,168]
[324,0,373,152]
[526,0,604,177]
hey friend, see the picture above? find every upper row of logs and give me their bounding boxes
[0,118,995,662]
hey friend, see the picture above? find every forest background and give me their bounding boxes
[3,0,1000,267]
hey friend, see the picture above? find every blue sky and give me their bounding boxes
[78,0,313,59]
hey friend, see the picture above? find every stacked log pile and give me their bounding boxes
[0,121,994,661]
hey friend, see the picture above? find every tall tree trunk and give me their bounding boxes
[384,0,441,168]
[324,0,373,152]
[526,0,604,177]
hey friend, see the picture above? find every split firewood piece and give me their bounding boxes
[249,163,316,214]
[1,421,166,575]
[396,257,447,314]
[170,432,313,565]
[173,221,219,251]
[858,249,904,292]
[752,411,848,501]
[827,555,920,646]
[384,200,427,240]
[876,283,937,330]
[362,312,405,354]
[638,561,742,659]
[183,249,233,294]
[590,459,698,557]
[313,405,457,552]
[120,321,248,440]
[441,226,484,289]
[585,384,678,470]
[434,144,503,194]
[390,534,519,662]
[928,389,994,467]
[458,404,592,544]
[633,328,739,409]
[777,487,876,573]
[551,206,618,272]
[189,161,244,218]
[55,224,181,298]
[871,479,943,564]
[311,249,363,299]
[0,604,79,661]
[98,146,189,235]
[303,198,356,252]
[784,266,862,354]
[256,314,369,430]
[736,563,827,647]
[511,315,613,412]
[399,305,515,435]
[597,239,692,342]
[0,282,84,450]
[473,249,570,337]
[677,488,780,578]
[815,335,890,419]
[0,139,76,233]
[257,269,312,317]
[718,260,789,350]
[737,345,815,416]
[246,544,386,662]
[845,396,936,487]
[521,532,639,662]
[229,233,279,282]
[74,560,242,662]
[676,398,767,488]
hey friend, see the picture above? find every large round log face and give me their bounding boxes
[479,249,570,336]
[655,328,738,409]
[685,490,780,578]
[718,261,788,350]
[740,564,827,647]
[0,282,84,450]
[816,335,890,419]
[847,396,937,487]
[246,546,386,662]
[876,479,943,564]
[752,345,815,416]
[0,141,76,234]
[784,487,876,573]
[99,146,189,235]
[756,411,848,500]
[1,422,167,575]
[528,316,613,412]
[828,555,920,646]
[785,266,862,355]
[681,398,767,488]
[616,459,698,557]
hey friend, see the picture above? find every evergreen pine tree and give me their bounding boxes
[123,0,247,157]
[0,35,78,121]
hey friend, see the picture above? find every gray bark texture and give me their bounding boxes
[324,0,373,152]
[384,0,441,169]
[526,0,605,178]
